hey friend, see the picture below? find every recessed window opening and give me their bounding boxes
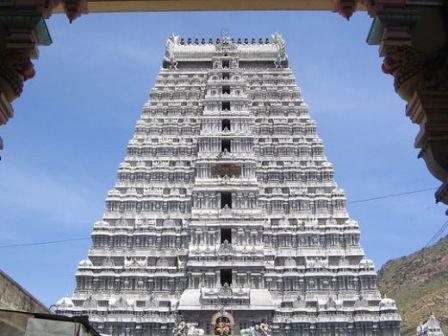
[221,228,232,244]
[222,85,230,95]
[222,101,230,111]
[220,192,232,208]
[221,139,231,152]
[220,269,232,286]
[222,60,230,68]
[222,119,231,131]
[211,164,241,178]
[222,72,230,80]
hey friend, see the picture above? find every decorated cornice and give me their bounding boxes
[164,33,288,64]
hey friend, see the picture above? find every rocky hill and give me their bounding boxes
[377,235,448,335]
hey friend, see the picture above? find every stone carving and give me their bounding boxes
[172,320,188,336]
[82,295,97,309]
[186,324,204,336]
[284,257,296,267]
[382,45,425,100]
[421,50,448,91]
[214,317,231,336]
[165,34,180,69]
[172,321,204,336]
[103,257,114,267]
[241,322,271,336]
[240,326,259,336]
[216,35,237,53]
[271,33,286,68]
[417,314,445,336]
[259,321,272,336]
[217,283,233,305]
[218,240,233,254]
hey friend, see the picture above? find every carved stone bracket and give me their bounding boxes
[407,90,448,204]
[382,45,425,100]
[62,0,88,23]
[332,0,358,20]
[332,0,411,20]
[370,8,422,99]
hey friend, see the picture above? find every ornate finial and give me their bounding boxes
[270,33,287,68]
[216,32,236,52]
[220,28,231,40]
[165,35,180,69]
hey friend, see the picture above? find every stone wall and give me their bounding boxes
[0,269,48,314]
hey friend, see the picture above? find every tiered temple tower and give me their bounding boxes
[57,34,401,336]
[417,315,445,336]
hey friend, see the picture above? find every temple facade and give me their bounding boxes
[56,34,401,336]
[417,315,445,336]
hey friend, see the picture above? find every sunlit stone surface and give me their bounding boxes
[57,34,401,336]
[417,315,445,336]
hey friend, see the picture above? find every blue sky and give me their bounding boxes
[0,10,445,308]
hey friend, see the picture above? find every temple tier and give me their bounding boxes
[56,34,401,336]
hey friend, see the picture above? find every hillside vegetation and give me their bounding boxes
[377,235,448,335]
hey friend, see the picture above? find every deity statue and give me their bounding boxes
[240,326,258,336]
[271,33,286,68]
[219,239,233,254]
[172,320,204,336]
[165,34,180,69]
[186,323,205,336]
[215,317,231,336]
[212,309,234,336]
[241,321,272,336]
[259,321,271,336]
[172,320,188,336]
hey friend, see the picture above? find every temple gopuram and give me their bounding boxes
[56,34,401,336]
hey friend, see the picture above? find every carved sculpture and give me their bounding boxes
[241,322,272,336]
[271,33,286,68]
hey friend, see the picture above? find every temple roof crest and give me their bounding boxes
[216,34,237,53]
[162,34,289,64]
[165,34,180,68]
[271,32,287,67]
